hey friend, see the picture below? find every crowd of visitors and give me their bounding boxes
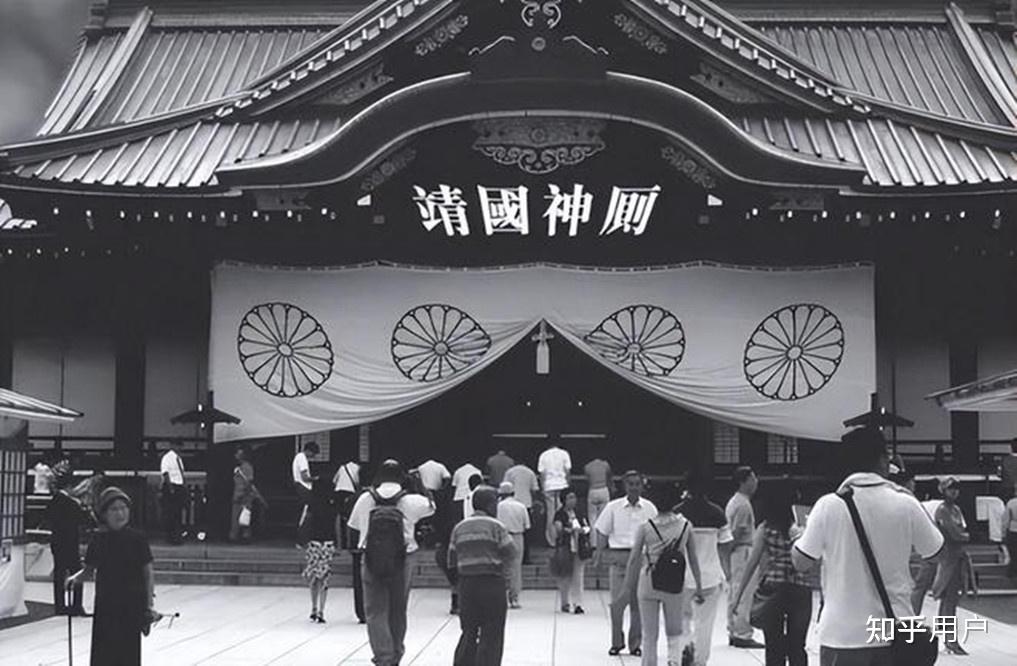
[33,427,1007,666]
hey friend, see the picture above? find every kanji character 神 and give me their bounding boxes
[544,184,594,237]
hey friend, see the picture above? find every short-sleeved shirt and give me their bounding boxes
[450,514,516,577]
[333,462,360,493]
[677,497,732,589]
[498,497,531,534]
[794,473,944,649]
[292,452,311,490]
[46,491,88,553]
[160,450,185,486]
[725,491,754,548]
[1006,498,1017,533]
[418,460,451,492]
[584,459,611,489]
[347,482,435,554]
[503,465,539,508]
[85,528,153,624]
[233,461,255,502]
[538,447,572,492]
[486,453,515,486]
[452,463,482,501]
[594,496,658,549]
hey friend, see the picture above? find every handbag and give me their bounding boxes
[238,506,252,527]
[749,581,781,629]
[839,488,938,666]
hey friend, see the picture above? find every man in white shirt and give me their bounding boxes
[793,427,944,666]
[497,481,531,609]
[725,466,762,648]
[333,459,361,550]
[159,443,187,544]
[677,474,733,666]
[417,459,451,493]
[503,462,541,564]
[348,459,435,666]
[594,470,658,656]
[538,444,572,545]
[32,458,54,494]
[292,441,319,544]
[452,462,482,501]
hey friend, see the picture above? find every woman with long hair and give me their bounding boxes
[303,476,338,623]
[552,487,592,614]
[626,482,704,666]
[734,478,812,666]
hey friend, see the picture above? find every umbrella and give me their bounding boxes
[843,392,914,429]
[170,391,240,428]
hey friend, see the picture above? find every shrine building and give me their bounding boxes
[3,0,1017,534]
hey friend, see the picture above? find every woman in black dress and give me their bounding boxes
[66,486,155,666]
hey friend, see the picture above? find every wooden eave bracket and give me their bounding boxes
[946,2,1017,127]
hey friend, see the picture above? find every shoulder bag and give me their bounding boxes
[839,488,938,666]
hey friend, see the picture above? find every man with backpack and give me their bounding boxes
[347,459,435,666]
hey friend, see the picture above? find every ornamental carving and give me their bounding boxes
[415,14,470,56]
[501,0,582,29]
[691,63,774,104]
[614,14,668,54]
[472,118,605,175]
[360,148,418,193]
[318,63,393,106]
[661,144,717,190]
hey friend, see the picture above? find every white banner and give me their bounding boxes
[210,262,874,442]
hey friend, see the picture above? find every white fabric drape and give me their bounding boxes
[210,262,874,442]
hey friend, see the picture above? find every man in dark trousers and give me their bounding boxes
[46,468,90,615]
[449,485,516,666]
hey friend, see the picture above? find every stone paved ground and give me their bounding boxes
[1,582,1014,665]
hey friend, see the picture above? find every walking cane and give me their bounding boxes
[65,585,74,666]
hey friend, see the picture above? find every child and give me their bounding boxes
[66,486,156,665]
[304,477,337,623]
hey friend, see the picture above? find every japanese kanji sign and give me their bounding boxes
[412,184,661,238]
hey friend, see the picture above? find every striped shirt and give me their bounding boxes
[761,526,813,587]
[449,514,516,577]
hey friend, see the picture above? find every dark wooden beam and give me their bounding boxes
[0,266,11,389]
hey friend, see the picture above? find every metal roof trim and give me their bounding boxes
[0,96,241,168]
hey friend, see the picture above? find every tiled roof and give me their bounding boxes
[636,0,866,112]
[9,115,339,189]
[39,32,127,136]
[91,27,331,128]
[753,22,1007,126]
[740,114,1017,187]
[975,26,1017,111]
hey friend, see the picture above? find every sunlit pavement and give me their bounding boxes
[1,582,1013,665]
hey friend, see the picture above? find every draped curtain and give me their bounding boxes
[210,262,874,442]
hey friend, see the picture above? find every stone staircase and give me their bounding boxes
[151,542,611,589]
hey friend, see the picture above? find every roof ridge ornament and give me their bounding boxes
[502,0,582,30]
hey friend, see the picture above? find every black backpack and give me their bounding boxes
[365,489,407,578]
[647,518,689,593]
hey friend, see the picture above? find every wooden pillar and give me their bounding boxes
[0,266,12,389]
[113,257,145,465]
[948,338,979,470]
[738,428,766,472]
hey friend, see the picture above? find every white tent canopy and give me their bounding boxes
[926,368,1017,412]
